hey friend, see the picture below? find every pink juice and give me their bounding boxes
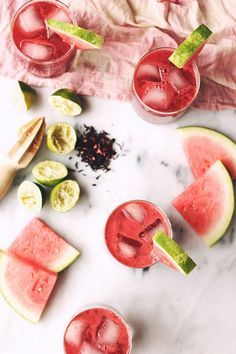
[132,47,200,124]
[64,307,132,354]
[12,0,76,77]
[105,200,172,268]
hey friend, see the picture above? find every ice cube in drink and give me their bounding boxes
[105,200,172,268]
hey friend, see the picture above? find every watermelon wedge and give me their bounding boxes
[178,126,236,179]
[0,250,57,324]
[46,19,104,50]
[172,160,234,246]
[9,218,80,272]
[153,231,196,275]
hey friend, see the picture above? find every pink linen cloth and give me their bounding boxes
[0,0,236,110]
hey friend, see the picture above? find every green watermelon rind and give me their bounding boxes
[0,251,55,324]
[178,126,236,179]
[52,247,80,273]
[173,161,235,247]
[46,19,104,48]
[169,24,212,68]
[153,231,196,275]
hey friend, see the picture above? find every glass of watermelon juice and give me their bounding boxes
[132,47,200,124]
[64,306,132,354]
[11,0,76,78]
[105,200,172,268]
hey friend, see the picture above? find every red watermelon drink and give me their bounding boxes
[105,200,172,268]
[64,307,132,354]
[11,0,76,77]
[132,47,200,124]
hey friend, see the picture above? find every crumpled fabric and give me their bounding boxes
[1,0,236,110]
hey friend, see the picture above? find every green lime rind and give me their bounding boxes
[49,89,82,116]
[46,123,77,155]
[50,180,80,212]
[16,81,36,111]
[32,160,68,186]
[17,181,45,213]
[46,19,104,48]
[153,231,196,275]
[168,24,212,68]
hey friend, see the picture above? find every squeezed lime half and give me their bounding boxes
[17,181,44,213]
[50,180,80,212]
[49,89,82,116]
[47,123,77,155]
[32,160,68,186]
[14,81,36,111]
[153,231,196,275]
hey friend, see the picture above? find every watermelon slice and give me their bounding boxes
[178,126,236,179]
[153,231,196,275]
[46,19,104,50]
[9,218,80,272]
[172,160,234,246]
[0,250,57,324]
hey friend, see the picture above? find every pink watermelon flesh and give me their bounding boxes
[0,251,57,323]
[53,31,96,49]
[179,127,236,179]
[9,218,79,272]
[172,161,234,245]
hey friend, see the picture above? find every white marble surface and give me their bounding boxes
[0,76,236,354]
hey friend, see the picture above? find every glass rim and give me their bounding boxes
[132,46,201,117]
[104,199,173,269]
[63,304,132,354]
[11,0,76,66]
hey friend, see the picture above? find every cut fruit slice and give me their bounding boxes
[0,250,57,324]
[32,160,68,186]
[50,180,80,212]
[17,181,44,213]
[9,218,80,272]
[177,126,236,179]
[169,24,212,68]
[47,122,77,154]
[153,231,196,275]
[172,160,234,246]
[49,89,82,116]
[14,81,36,111]
[46,19,104,50]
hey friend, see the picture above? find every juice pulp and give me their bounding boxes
[132,47,200,124]
[12,0,75,77]
[105,200,172,268]
[64,307,132,354]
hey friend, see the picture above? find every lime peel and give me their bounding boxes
[168,24,212,68]
[14,81,36,111]
[32,160,68,186]
[49,89,82,116]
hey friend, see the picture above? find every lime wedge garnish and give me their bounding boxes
[46,19,104,50]
[153,231,196,275]
[14,81,36,111]
[32,160,68,186]
[168,24,212,68]
[49,89,82,116]
[17,181,44,213]
[50,180,80,212]
[47,123,77,155]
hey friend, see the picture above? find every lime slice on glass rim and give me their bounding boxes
[46,19,104,50]
[17,181,45,213]
[32,160,68,186]
[14,81,36,111]
[47,122,77,155]
[168,24,212,68]
[153,231,196,275]
[49,89,82,116]
[50,180,80,212]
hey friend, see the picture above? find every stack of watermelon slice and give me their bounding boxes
[0,218,80,323]
[172,126,236,246]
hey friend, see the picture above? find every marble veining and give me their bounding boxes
[0,77,236,354]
